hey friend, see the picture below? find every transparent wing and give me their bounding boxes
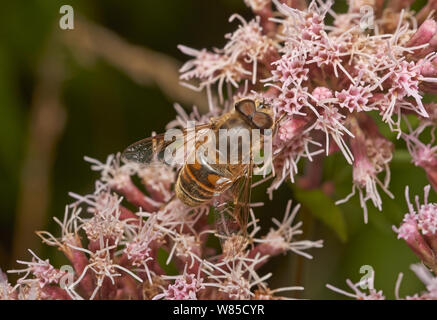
[122,124,212,166]
[213,161,253,240]
[233,163,253,236]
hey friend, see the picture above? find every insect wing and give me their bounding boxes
[233,163,253,236]
[122,124,212,166]
[213,162,253,240]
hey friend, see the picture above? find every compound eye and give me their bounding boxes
[235,99,256,118]
[252,112,273,130]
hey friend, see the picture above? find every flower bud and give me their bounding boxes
[407,20,437,49]
[394,218,436,267]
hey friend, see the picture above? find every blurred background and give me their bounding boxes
[0,0,434,299]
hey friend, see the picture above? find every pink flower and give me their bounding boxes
[244,0,271,11]
[383,61,429,123]
[336,118,393,223]
[178,45,251,108]
[224,15,277,84]
[393,185,437,272]
[407,19,437,49]
[312,86,333,101]
[270,53,309,86]
[419,58,437,78]
[153,273,204,300]
[335,84,373,113]
[403,130,437,192]
[8,250,67,288]
[277,117,307,141]
[327,272,385,300]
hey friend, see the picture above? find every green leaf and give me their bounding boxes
[291,185,348,242]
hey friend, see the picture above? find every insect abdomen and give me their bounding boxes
[176,162,233,207]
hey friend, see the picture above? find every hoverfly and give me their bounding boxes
[122,98,279,236]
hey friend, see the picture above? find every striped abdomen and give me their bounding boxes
[175,162,234,207]
[175,115,251,207]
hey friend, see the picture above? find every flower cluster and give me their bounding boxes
[394,185,437,273]
[329,185,437,300]
[180,0,437,223]
[1,156,321,300]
